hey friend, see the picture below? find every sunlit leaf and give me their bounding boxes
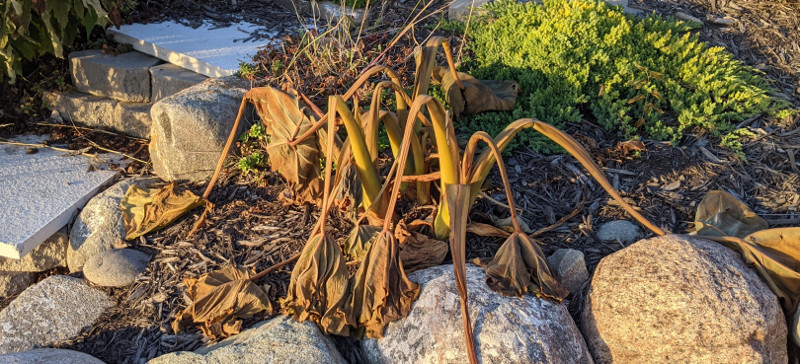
[247,87,323,205]
[282,233,353,336]
[121,182,206,240]
[691,190,768,238]
[346,231,421,338]
[172,265,272,339]
[437,67,519,117]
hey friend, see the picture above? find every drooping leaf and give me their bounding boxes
[343,224,381,261]
[345,231,421,338]
[395,220,449,273]
[281,233,353,336]
[707,228,800,346]
[247,87,323,205]
[437,67,520,117]
[172,265,272,339]
[482,232,568,300]
[691,190,768,238]
[121,182,206,240]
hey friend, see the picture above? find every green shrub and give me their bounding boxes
[1,0,113,83]
[464,0,794,154]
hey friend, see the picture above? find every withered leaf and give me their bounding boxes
[247,87,323,205]
[482,232,568,300]
[344,224,381,261]
[395,220,448,274]
[691,190,768,238]
[711,228,800,346]
[281,233,353,336]
[436,66,519,117]
[346,231,421,338]
[334,163,363,224]
[121,182,206,240]
[172,265,272,339]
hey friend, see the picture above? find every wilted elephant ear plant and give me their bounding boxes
[200,37,668,363]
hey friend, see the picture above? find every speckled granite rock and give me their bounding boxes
[0,348,105,364]
[581,234,787,363]
[149,76,250,182]
[68,177,159,272]
[148,315,346,364]
[361,264,593,364]
[0,275,113,354]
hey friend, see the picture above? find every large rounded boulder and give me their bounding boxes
[581,234,787,363]
[361,264,593,364]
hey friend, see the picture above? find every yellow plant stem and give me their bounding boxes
[335,97,381,211]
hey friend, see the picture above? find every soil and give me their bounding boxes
[1,0,799,363]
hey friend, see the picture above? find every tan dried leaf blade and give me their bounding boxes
[482,232,568,300]
[121,182,206,240]
[282,233,353,336]
[437,67,519,117]
[347,231,421,338]
[172,265,272,339]
[247,87,323,204]
[344,224,381,261]
[691,190,768,238]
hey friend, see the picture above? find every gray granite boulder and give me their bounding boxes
[0,229,67,273]
[149,76,250,182]
[361,264,593,364]
[148,315,346,364]
[0,275,113,354]
[581,235,787,363]
[0,348,105,364]
[68,177,159,272]
[83,248,150,287]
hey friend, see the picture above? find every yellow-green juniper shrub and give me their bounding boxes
[464,0,794,155]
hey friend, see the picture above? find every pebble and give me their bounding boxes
[83,248,150,287]
[596,220,641,244]
[546,249,589,294]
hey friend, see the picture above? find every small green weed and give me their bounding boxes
[237,124,269,176]
[465,0,796,155]
[238,62,258,80]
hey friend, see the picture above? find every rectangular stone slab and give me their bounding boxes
[0,136,117,259]
[107,21,278,78]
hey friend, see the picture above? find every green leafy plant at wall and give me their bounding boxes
[1,0,117,83]
[464,0,795,155]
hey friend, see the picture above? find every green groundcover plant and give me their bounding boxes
[464,0,795,155]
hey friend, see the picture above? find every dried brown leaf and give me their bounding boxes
[691,190,768,238]
[121,182,206,240]
[247,87,323,205]
[282,233,353,336]
[344,224,381,261]
[171,265,272,339]
[346,231,421,338]
[438,67,519,117]
[481,232,568,300]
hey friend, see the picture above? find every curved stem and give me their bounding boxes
[203,96,249,200]
[464,132,522,233]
